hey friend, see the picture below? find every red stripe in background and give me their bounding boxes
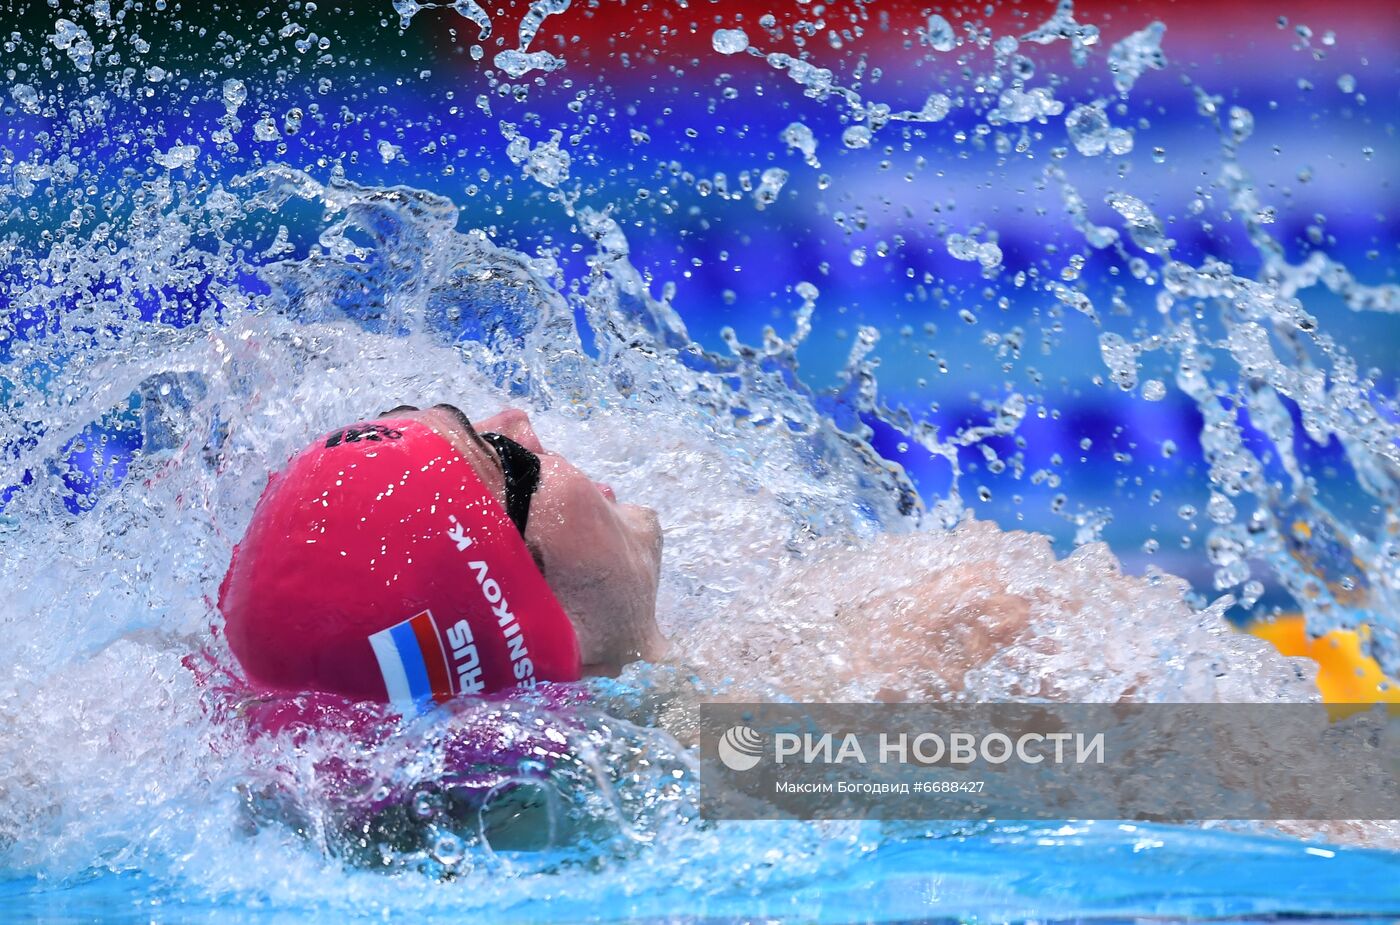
[424,0,1398,76]
[409,610,455,703]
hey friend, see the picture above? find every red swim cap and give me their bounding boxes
[218,417,581,709]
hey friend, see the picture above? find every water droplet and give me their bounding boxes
[1207,494,1236,524]
[944,233,1004,272]
[1107,21,1167,94]
[503,129,571,188]
[153,144,200,170]
[782,122,819,165]
[495,48,565,78]
[842,125,872,149]
[753,167,788,208]
[712,28,750,55]
[1066,104,1111,156]
[995,86,1063,123]
[432,831,465,866]
[10,84,40,115]
[50,18,94,72]
[921,14,956,52]
[253,116,280,142]
[1227,106,1254,143]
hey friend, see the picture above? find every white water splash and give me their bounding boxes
[0,0,1396,913]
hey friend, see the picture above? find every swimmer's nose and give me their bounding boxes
[482,408,545,454]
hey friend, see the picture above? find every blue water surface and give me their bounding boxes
[4,821,1399,923]
[3,2,1398,921]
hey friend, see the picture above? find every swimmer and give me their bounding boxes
[219,403,666,708]
[219,402,1331,850]
[219,402,1061,709]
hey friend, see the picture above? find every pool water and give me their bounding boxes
[1,0,1398,920]
[8,817,1400,918]
[5,822,1400,923]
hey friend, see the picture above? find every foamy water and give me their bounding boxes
[1,0,1397,916]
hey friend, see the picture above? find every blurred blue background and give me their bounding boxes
[4,0,1397,623]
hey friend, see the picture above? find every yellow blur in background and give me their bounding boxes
[1251,616,1400,715]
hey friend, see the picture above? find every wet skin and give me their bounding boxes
[378,405,666,676]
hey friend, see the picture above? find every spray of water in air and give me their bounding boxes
[0,0,1395,909]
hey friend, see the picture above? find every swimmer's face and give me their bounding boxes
[381,404,666,674]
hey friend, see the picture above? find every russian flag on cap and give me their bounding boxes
[368,610,454,710]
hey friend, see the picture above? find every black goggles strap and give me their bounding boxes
[480,432,540,536]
